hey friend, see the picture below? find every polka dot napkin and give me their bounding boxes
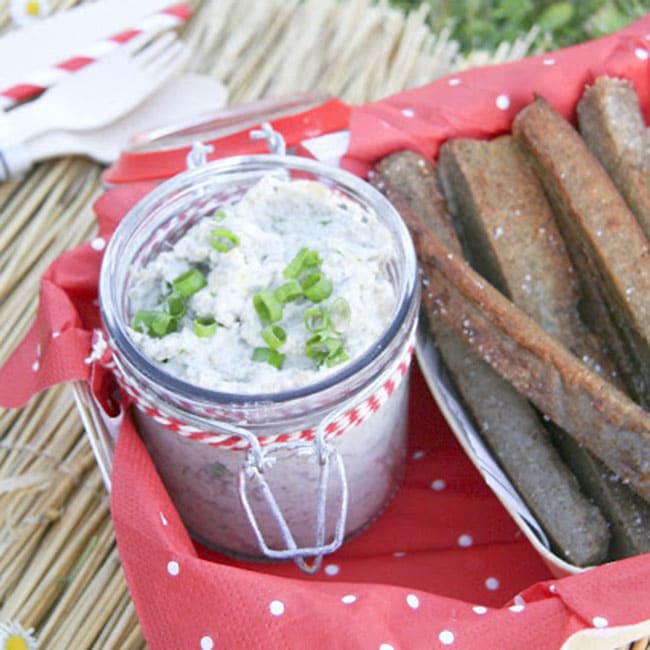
[342,13,650,177]
[3,13,650,649]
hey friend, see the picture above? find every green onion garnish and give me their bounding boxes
[261,324,287,350]
[164,292,187,318]
[172,268,207,299]
[274,280,303,303]
[213,209,226,221]
[305,332,343,362]
[253,290,283,323]
[193,316,218,338]
[328,297,351,334]
[132,310,178,338]
[283,248,322,279]
[210,228,240,253]
[325,348,350,367]
[301,272,333,303]
[304,306,329,332]
[252,346,285,369]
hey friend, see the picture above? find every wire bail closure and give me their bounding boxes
[184,122,286,173]
[185,140,215,169]
[250,121,286,155]
[238,415,349,575]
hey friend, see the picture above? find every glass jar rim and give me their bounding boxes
[99,154,418,406]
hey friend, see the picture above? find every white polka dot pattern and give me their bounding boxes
[269,600,285,616]
[325,564,340,576]
[91,237,106,251]
[457,534,473,548]
[431,479,446,491]
[496,94,511,110]
[406,594,420,609]
[167,560,180,576]
[439,630,455,645]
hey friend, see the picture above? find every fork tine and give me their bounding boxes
[120,30,164,56]
[147,42,189,73]
[134,32,179,67]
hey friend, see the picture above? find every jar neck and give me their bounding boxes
[109,291,418,438]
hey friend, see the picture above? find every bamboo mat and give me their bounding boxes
[0,1,647,648]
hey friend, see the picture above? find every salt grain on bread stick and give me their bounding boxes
[437,137,650,558]
[372,151,611,566]
[512,95,650,409]
[373,152,650,504]
[577,75,650,239]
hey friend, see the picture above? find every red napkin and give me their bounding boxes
[343,14,650,176]
[3,15,650,649]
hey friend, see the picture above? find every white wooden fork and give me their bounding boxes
[0,30,190,149]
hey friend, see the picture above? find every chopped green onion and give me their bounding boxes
[305,332,343,362]
[283,247,322,279]
[328,297,351,334]
[193,316,218,338]
[274,280,303,303]
[210,228,240,253]
[252,346,285,369]
[212,209,226,221]
[164,292,187,318]
[303,249,322,268]
[253,290,283,323]
[301,272,333,303]
[325,348,349,367]
[172,268,207,299]
[304,306,329,332]
[132,310,177,338]
[132,310,156,334]
[261,324,287,350]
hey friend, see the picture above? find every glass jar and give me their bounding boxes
[99,154,419,572]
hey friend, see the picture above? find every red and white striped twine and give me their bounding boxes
[0,3,191,111]
[111,341,415,450]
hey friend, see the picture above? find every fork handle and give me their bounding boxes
[2,101,59,149]
[0,144,33,181]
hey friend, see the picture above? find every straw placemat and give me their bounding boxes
[0,1,648,648]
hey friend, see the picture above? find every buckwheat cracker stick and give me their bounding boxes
[373,151,650,504]
[577,75,650,239]
[513,95,650,409]
[372,151,611,565]
[436,137,650,558]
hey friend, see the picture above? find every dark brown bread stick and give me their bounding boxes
[372,151,611,566]
[577,75,650,239]
[436,137,650,558]
[512,95,650,409]
[373,151,650,504]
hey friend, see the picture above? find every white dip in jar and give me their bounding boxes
[127,175,397,392]
[99,155,420,571]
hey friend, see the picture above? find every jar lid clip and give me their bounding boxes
[238,419,349,574]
